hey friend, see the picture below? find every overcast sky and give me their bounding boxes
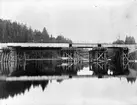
[1,0,137,43]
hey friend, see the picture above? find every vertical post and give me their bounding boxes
[1,51,4,62]
[89,51,91,63]
[23,52,26,71]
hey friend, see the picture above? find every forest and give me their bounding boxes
[113,36,136,44]
[0,19,72,43]
[0,19,136,44]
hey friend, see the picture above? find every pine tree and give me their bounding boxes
[42,27,49,42]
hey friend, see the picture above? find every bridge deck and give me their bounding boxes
[0,43,137,49]
[0,43,69,48]
[72,43,137,49]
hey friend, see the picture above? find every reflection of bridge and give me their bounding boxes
[0,59,86,77]
[0,74,136,81]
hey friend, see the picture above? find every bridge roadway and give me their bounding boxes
[0,43,137,49]
[0,43,69,48]
[72,43,137,49]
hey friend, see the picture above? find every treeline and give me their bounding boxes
[0,19,72,43]
[113,36,136,44]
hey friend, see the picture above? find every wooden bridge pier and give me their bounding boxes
[89,45,130,74]
[121,47,129,70]
[61,48,79,62]
[89,47,108,63]
[0,48,18,76]
[89,46,108,75]
[0,48,17,63]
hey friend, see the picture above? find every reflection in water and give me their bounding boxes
[0,55,137,79]
[0,50,137,100]
[90,61,129,77]
[10,60,86,76]
[0,81,49,99]
[90,61,137,83]
[0,59,137,99]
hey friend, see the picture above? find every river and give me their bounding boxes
[0,50,137,105]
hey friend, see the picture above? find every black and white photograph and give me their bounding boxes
[0,0,137,105]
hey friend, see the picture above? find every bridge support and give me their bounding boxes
[89,47,107,63]
[61,48,78,62]
[0,48,18,63]
[120,48,129,70]
[0,47,18,75]
[89,46,129,75]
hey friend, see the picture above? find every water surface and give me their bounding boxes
[0,50,137,105]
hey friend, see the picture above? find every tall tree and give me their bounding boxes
[125,36,136,44]
[42,27,49,42]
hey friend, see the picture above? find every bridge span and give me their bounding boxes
[0,43,137,49]
[0,43,137,56]
[0,42,136,75]
[0,43,69,48]
[71,43,137,49]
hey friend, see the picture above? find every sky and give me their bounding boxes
[1,0,137,43]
